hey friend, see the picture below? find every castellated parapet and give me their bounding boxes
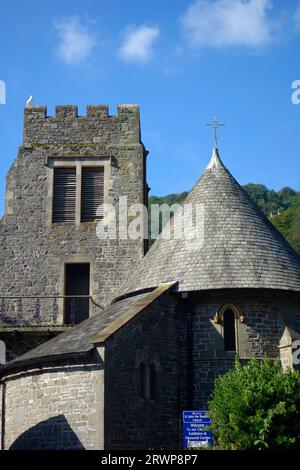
[23,104,141,146]
[0,103,147,361]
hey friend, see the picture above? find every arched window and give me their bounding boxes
[149,363,157,401]
[223,308,236,352]
[139,361,158,401]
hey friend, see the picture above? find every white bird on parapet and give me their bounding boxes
[26,95,33,108]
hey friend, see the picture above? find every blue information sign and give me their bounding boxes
[183,410,213,449]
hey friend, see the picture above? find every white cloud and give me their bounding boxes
[119,25,160,63]
[294,2,300,30]
[181,0,274,48]
[54,16,97,65]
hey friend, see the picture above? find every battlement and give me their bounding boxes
[23,104,141,146]
[24,104,140,119]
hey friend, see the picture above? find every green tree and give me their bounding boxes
[272,194,300,255]
[278,187,298,207]
[208,357,300,450]
[148,192,189,245]
[243,183,286,215]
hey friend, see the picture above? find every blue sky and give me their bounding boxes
[1,0,300,216]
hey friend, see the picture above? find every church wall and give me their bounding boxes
[0,353,104,450]
[104,291,180,450]
[0,105,146,358]
[180,289,300,409]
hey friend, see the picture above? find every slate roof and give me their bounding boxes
[0,284,174,373]
[0,292,149,373]
[121,148,300,295]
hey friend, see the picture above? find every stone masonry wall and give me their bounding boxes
[1,354,104,450]
[104,291,180,450]
[180,289,300,410]
[0,104,146,331]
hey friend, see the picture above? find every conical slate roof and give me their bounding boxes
[122,148,300,295]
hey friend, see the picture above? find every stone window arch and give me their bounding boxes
[137,350,160,402]
[223,308,236,352]
[214,303,244,354]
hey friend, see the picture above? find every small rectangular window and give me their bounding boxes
[81,167,104,222]
[52,168,76,223]
[64,263,90,324]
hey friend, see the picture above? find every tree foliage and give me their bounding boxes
[243,183,285,215]
[272,193,300,255]
[208,357,300,450]
[148,192,189,245]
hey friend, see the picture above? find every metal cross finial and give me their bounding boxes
[205,115,226,149]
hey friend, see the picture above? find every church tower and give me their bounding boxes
[1,126,300,450]
[0,103,148,361]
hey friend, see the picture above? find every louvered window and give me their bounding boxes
[81,167,104,222]
[52,168,76,223]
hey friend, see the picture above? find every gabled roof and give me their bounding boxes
[121,148,300,295]
[0,283,174,374]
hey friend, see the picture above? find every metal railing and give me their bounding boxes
[0,295,104,327]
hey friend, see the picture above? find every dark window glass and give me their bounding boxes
[223,308,236,352]
[140,362,147,399]
[150,363,157,401]
[64,263,90,324]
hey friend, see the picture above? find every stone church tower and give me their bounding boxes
[121,147,300,409]
[0,104,147,362]
[1,109,300,450]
